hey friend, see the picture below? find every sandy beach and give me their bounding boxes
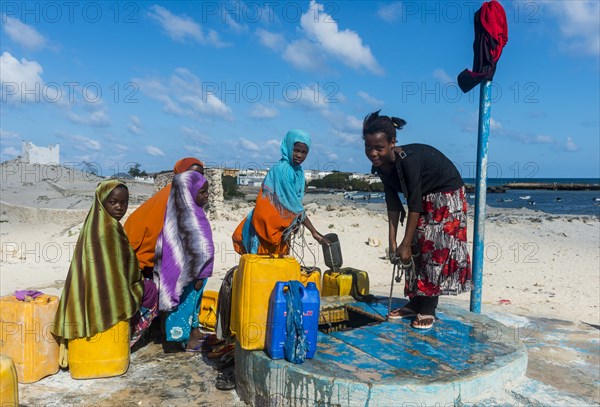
[1,163,599,404]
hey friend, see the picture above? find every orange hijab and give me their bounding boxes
[124,157,204,271]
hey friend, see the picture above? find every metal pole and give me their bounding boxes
[470,80,492,313]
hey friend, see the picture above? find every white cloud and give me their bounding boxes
[546,1,599,55]
[0,52,44,102]
[283,39,327,71]
[145,145,165,156]
[299,1,383,74]
[358,91,383,107]
[181,126,211,144]
[136,68,233,121]
[114,144,129,153]
[256,28,286,51]
[433,68,452,84]
[67,105,111,127]
[240,138,260,151]
[331,129,360,146]
[182,94,232,119]
[56,132,102,152]
[224,12,248,33]
[0,128,19,140]
[184,145,204,155]
[533,135,554,144]
[564,136,578,151]
[2,146,20,157]
[249,104,279,119]
[2,16,47,50]
[147,5,228,47]
[128,115,142,135]
[376,3,404,23]
[283,84,332,111]
[490,117,502,131]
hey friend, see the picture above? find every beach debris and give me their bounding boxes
[367,237,380,247]
[351,223,360,228]
[498,299,511,305]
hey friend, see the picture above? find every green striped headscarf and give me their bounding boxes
[52,179,143,340]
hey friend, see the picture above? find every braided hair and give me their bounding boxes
[362,110,406,142]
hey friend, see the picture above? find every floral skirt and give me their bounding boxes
[405,187,472,298]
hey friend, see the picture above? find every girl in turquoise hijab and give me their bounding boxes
[232,130,328,255]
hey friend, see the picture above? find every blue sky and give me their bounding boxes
[1,1,599,179]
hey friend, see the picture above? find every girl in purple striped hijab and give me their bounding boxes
[154,171,214,350]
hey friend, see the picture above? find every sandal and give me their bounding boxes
[215,368,236,391]
[388,306,417,320]
[411,314,435,329]
[208,344,235,359]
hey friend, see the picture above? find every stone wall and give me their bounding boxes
[153,172,173,194]
[205,168,224,220]
[0,201,87,226]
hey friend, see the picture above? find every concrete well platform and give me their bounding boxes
[235,297,528,406]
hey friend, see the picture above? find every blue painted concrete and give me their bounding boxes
[471,79,493,314]
[236,298,528,406]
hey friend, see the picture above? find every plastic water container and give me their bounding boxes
[68,320,130,379]
[265,282,320,360]
[230,255,301,350]
[322,233,343,270]
[199,290,219,331]
[0,355,18,406]
[0,294,59,383]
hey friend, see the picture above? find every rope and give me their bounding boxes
[386,257,414,321]
[289,224,317,269]
[284,281,308,364]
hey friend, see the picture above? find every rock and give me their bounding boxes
[367,237,380,247]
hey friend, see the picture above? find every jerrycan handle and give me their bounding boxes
[274,280,305,297]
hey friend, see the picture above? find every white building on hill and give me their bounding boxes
[21,142,59,165]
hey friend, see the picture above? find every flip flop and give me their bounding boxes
[388,306,418,320]
[411,314,435,329]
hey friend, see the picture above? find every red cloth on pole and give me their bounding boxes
[457,0,508,93]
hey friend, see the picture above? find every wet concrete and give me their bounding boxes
[236,298,528,406]
[18,341,246,407]
[14,300,599,406]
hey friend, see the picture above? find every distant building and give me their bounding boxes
[21,141,59,165]
[305,170,332,181]
[223,168,240,178]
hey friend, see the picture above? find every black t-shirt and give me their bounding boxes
[373,144,464,213]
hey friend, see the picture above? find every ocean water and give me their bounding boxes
[345,178,600,216]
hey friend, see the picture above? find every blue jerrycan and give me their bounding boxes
[266,281,320,360]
